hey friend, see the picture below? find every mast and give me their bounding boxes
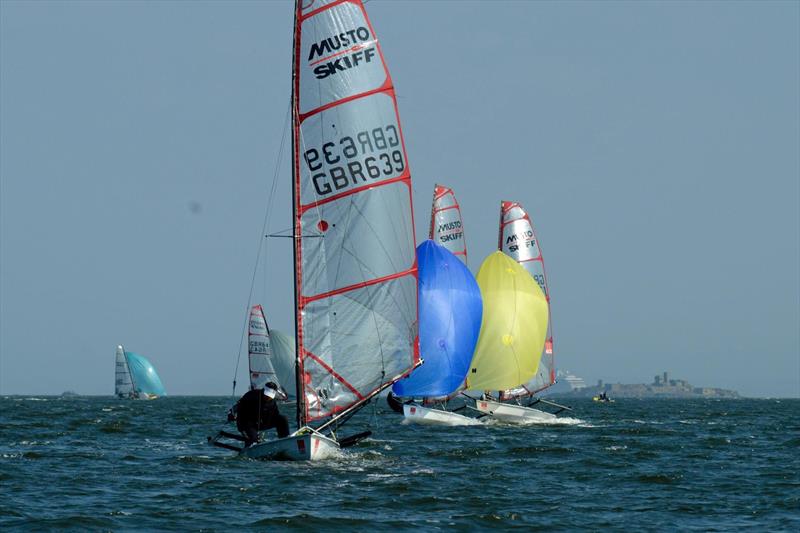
[291,0,304,429]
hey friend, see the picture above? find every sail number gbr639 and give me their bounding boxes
[303,124,405,197]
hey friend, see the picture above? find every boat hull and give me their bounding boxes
[474,399,557,422]
[403,403,483,426]
[240,431,340,461]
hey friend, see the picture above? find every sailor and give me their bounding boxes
[235,382,290,446]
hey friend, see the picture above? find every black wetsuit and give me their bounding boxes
[235,388,290,446]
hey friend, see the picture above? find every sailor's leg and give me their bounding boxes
[275,414,289,438]
[239,424,259,447]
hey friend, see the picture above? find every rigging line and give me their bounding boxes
[231,102,292,397]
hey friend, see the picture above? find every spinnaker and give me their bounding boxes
[115,345,166,400]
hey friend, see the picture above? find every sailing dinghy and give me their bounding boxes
[210,0,419,461]
[392,240,483,426]
[115,345,166,400]
[474,202,570,422]
[465,252,549,417]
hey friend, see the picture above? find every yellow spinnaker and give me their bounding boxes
[466,251,549,391]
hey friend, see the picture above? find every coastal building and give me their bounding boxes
[550,371,740,399]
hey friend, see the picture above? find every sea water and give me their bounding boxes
[1,397,798,530]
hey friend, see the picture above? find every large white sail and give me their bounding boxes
[293,0,419,424]
[429,184,467,264]
[498,201,555,396]
[248,305,279,391]
[115,345,134,397]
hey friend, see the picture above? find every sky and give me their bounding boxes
[1,0,798,397]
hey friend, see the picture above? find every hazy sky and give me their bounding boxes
[1,0,798,397]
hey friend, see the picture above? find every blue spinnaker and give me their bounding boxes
[126,352,167,397]
[392,240,482,398]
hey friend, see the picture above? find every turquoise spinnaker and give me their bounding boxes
[392,240,482,398]
[126,351,166,397]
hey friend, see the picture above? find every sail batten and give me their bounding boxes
[498,201,555,396]
[292,0,418,425]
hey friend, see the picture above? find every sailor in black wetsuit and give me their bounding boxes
[235,382,290,446]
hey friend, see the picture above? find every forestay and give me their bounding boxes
[498,201,555,397]
[466,252,548,392]
[248,305,279,391]
[429,184,467,264]
[391,240,482,399]
[293,0,418,424]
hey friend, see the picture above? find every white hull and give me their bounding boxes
[240,429,340,461]
[474,399,557,423]
[403,403,483,426]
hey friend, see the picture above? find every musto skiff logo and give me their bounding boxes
[437,221,463,243]
[505,231,535,253]
[304,124,404,197]
[307,26,377,80]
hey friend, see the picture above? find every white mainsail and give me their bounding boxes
[293,0,419,425]
[115,345,134,397]
[429,184,467,264]
[247,305,279,391]
[498,201,555,397]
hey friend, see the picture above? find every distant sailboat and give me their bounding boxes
[391,240,483,426]
[115,345,166,400]
[210,0,419,461]
[247,305,290,399]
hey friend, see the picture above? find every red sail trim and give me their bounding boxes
[433,205,460,213]
[298,174,410,214]
[300,267,416,306]
[433,185,453,200]
[298,80,393,123]
[300,0,350,22]
[358,1,395,102]
[304,350,364,399]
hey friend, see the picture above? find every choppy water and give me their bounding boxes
[1,396,798,530]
